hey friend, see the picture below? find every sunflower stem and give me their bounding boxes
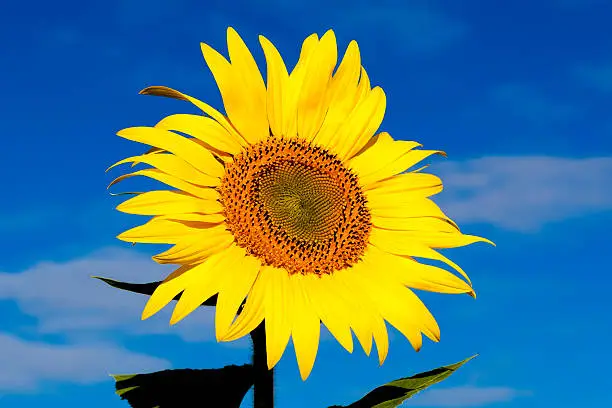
[251,323,274,408]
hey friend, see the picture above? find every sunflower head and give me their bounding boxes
[110,27,492,380]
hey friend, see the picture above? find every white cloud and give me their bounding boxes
[435,156,612,231]
[0,248,220,343]
[0,333,169,392]
[403,386,528,407]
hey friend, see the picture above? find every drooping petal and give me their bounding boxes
[117,127,225,178]
[369,227,474,285]
[141,264,195,320]
[290,273,321,380]
[366,245,474,295]
[263,265,294,369]
[334,268,389,364]
[352,267,433,351]
[215,251,261,341]
[221,268,270,342]
[169,244,243,325]
[302,273,354,353]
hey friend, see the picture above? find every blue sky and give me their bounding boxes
[1,0,611,407]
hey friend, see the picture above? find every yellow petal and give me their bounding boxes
[349,134,420,179]
[153,225,234,265]
[155,213,226,223]
[116,190,222,215]
[155,114,244,154]
[372,216,459,233]
[117,218,200,244]
[327,40,361,106]
[259,35,290,138]
[367,197,457,230]
[361,147,444,187]
[226,27,268,141]
[332,270,376,356]
[141,264,194,319]
[108,153,220,187]
[285,33,319,138]
[353,260,434,349]
[313,40,362,148]
[201,30,267,144]
[367,245,474,295]
[169,246,238,325]
[290,273,320,380]
[376,228,493,249]
[108,169,219,200]
[334,268,388,364]
[302,273,353,353]
[139,86,245,144]
[356,67,371,104]
[369,227,473,285]
[117,219,197,244]
[264,266,294,369]
[221,268,270,342]
[297,30,337,141]
[365,172,443,195]
[215,251,261,341]
[117,127,225,178]
[330,86,386,161]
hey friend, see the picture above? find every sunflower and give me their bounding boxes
[110,27,492,380]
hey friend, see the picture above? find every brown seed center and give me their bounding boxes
[218,138,371,275]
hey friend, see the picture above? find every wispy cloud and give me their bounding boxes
[436,156,612,231]
[0,248,222,343]
[403,386,528,407]
[0,333,169,392]
[573,62,612,93]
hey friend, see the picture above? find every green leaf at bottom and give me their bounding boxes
[112,364,254,408]
[330,355,476,408]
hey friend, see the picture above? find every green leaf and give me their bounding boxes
[330,355,476,408]
[92,276,217,306]
[112,364,254,408]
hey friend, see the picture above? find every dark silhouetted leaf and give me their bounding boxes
[139,86,190,101]
[113,364,254,408]
[329,355,476,408]
[92,276,217,306]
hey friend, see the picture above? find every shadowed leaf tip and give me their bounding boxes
[330,355,477,408]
